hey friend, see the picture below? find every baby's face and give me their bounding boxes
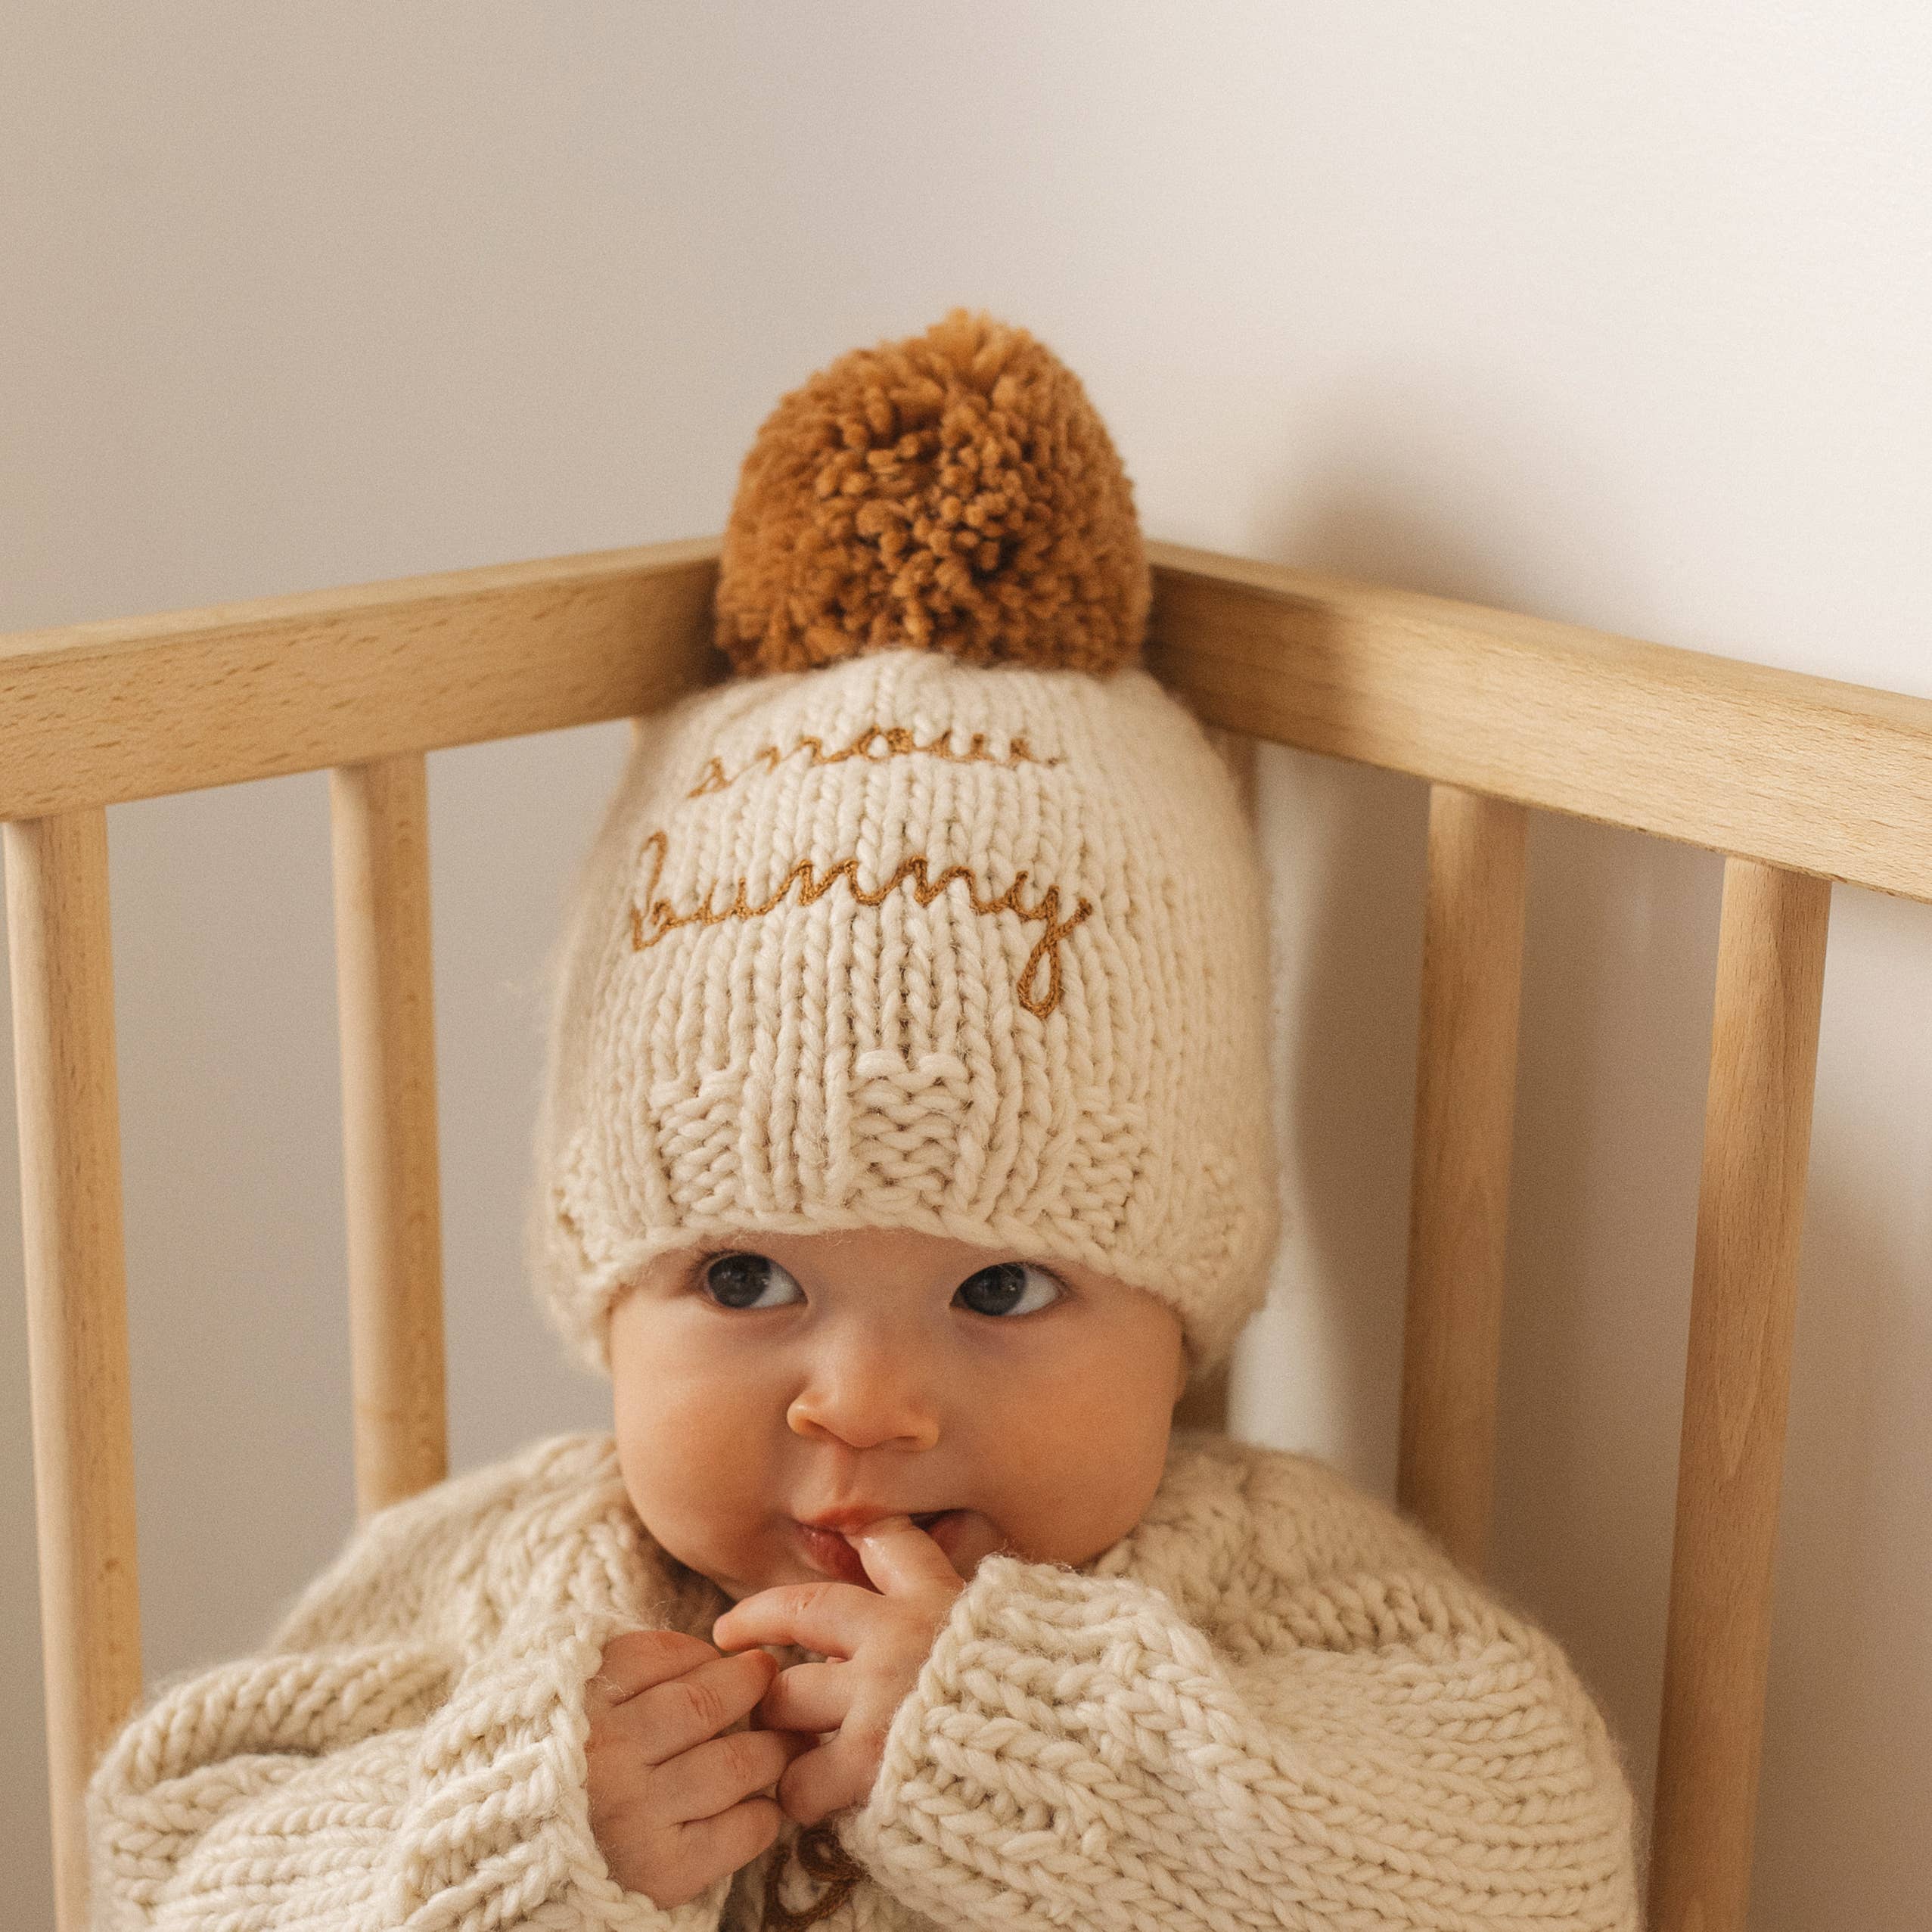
[608,1225,1187,1603]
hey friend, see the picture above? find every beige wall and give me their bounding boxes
[5,5,1928,1922]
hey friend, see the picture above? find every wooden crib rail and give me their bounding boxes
[0,536,723,822]
[10,534,1932,1932]
[1143,539,1932,905]
[8,534,1932,898]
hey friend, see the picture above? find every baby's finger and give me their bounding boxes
[776,1723,874,1828]
[757,1659,850,1737]
[587,1628,719,1716]
[847,1514,968,1596]
[657,1724,816,1825]
[625,1649,778,1766]
[656,1795,787,1908]
[714,1581,877,1660]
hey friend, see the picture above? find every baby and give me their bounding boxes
[589,1225,1188,1918]
[87,312,1641,1930]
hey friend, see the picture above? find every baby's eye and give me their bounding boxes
[699,1253,804,1310]
[955,1261,1064,1319]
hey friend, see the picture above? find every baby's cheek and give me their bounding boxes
[615,1411,736,1541]
[945,1510,1017,1579]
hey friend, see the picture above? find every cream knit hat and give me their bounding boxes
[527,312,1278,1390]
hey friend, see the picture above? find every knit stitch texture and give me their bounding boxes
[526,648,1281,1388]
[88,1430,1641,1930]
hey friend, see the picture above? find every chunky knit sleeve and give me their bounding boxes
[85,1435,731,1932]
[841,1460,1642,1930]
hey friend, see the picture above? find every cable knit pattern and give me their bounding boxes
[87,1438,731,1932]
[88,1431,1638,1931]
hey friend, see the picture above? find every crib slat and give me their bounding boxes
[1396,786,1530,1573]
[1173,725,1263,1437]
[5,809,141,1932]
[330,756,449,1518]
[1649,858,1829,1932]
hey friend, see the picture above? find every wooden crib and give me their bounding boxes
[8,535,1926,1930]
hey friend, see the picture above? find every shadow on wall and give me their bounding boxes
[1489,810,1717,1832]
[1228,731,1427,1501]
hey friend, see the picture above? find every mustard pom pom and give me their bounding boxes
[715,309,1149,676]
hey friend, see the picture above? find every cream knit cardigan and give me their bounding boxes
[87,1430,1641,1931]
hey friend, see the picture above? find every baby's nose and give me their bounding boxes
[785,1341,941,1452]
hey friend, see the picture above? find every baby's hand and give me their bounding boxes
[585,1628,814,1910]
[712,1511,1007,1827]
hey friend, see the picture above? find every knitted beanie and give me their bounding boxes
[527,311,1279,1390]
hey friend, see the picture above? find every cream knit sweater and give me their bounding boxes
[87,1430,1641,1930]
